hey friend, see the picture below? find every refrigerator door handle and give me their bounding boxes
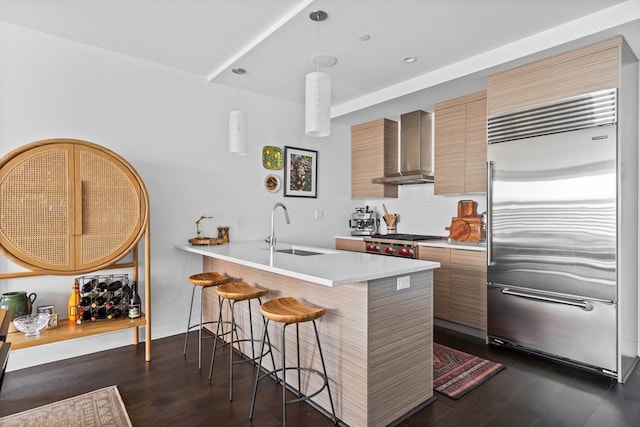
[501,288,594,311]
[486,161,494,266]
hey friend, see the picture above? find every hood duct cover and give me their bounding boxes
[372,110,434,185]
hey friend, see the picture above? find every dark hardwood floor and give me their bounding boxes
[1,326,639,426]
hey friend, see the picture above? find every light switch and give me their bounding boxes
[397,275,410,290]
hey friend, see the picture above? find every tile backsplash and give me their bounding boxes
[364,184,487,236]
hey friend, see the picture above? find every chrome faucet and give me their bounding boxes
[266,202,290,251]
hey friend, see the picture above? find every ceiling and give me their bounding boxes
[1,0,639,127]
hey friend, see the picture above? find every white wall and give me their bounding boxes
[0,22,352,370]
[1,19,639,369]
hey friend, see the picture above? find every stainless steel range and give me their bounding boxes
[364,234,444,259]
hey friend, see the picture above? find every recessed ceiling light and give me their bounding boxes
[359,34,371,41]
[232,67,246,74]
[310,54,338,67]
[402,56,418,64]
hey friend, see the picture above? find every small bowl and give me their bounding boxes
[12,313,50,337]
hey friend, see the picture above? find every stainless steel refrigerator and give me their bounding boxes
[486,88,638,381]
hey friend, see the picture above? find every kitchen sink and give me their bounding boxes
[276,248,324,256]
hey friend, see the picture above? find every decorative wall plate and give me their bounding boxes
[262,146,283,170]
[264,174,281,193]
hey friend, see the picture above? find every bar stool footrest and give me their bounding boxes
[230,338,273,366]
[256,366,330,404]
[186,319,233,334]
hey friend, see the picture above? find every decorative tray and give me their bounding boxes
[188,237,224,245]
[262,146,283,170]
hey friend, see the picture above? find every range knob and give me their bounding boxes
[397,248,415,257]
[384,247,394,254]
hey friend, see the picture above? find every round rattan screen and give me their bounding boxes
[0,139,149,274]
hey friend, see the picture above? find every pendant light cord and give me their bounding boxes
[315,13,320,72]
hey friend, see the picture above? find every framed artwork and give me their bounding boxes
[284,146,317,198]
[37,305,55,315]
[47,313,59,328]
[37,305,58,328]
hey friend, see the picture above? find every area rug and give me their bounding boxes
[433,343,505,400]
[0,385,132,427]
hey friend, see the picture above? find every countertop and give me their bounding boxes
[176,240,440,287]
[335,235,487,252]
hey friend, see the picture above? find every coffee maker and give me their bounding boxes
[349,207,379,236]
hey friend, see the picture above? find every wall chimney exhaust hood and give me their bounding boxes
[372,110,434,185]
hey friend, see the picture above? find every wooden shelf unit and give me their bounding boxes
[6,314,146,350]
[0,139,151,361]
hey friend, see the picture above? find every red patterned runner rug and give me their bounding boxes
[433,343,505,400]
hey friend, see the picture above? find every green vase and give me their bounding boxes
[0,291,37,320]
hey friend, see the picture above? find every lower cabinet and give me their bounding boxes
[419,246,487,331]
[418,247,451,320]
[335,238,366,252]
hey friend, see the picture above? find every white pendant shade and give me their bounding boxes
[305,71,331,137]
[228,110,247,155]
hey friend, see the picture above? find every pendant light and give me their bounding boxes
[228,110,247,155]
[305,10,332,137]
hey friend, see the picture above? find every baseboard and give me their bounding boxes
[433,318,487,340]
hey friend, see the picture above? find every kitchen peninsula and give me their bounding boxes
[176,241,440,427]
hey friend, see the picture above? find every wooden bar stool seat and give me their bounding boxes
[259,296,326,323]
[189,272,232,287]
[216,281,268,301]
[183,272,233,369]
[250,297,337,426]
[210,281,275,401]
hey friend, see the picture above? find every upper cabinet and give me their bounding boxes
[487,36,621,116]
[351,118,398,199]
[434,91,487,195]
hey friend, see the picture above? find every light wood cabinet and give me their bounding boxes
[418,246,451,320]
[335,238,366,252]
[487,36,622,116]
[419,246,486,331]
[434,91,487,194]
[0,139,147,273]
[351,118,398,199]
[0,139,151,361]
[450,249,486,330]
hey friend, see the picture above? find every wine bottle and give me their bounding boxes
[128,281,141,319]
[107,281,122,292]
[68,280,81,321]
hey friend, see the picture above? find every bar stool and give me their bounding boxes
[209,281,276,401]
[250,297,337,426]
[183,271,233,369]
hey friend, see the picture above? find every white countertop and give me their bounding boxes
[334,235,487,252]
[417,240,487,252]
[176,240,440,287]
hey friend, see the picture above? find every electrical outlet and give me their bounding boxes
[233,218,243,229]
[397,275,410,290]
[314,209,324,220]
